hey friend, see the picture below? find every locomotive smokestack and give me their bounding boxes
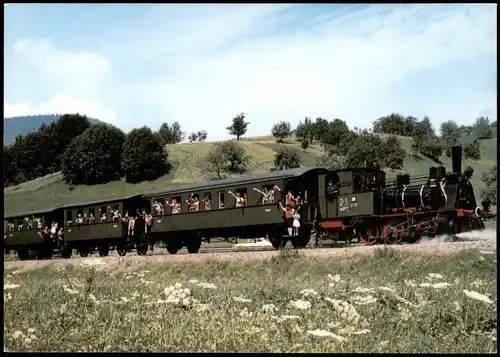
[451,145,462,175]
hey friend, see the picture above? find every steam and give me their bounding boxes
[417,228,497,245]
[455,228,497,242]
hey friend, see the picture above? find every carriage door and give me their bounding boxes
[283,177,307,222]
[324,172,340,218]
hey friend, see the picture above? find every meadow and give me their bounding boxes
[4,247,497,353]
[3,134,497,215]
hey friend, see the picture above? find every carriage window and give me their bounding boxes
[88,208,95,224]
[109,204,121,222]
[187,193,200,212]
[152,198,165,216]
[99,206,107,223]
[353,174,363,193]
[76,209,84,225]
[235,188,248,207]
[169,196,181,214]
[218,192,225,209]
[258,185,275,205]
[203,193,212,211]
[66,211,73,226]
[7,219,15,232]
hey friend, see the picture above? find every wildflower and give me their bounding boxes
[471,279,483,288]
[325,297,360,324]
[419,282,452,289]
[378,286,395,292]
[189,279,199,284]
[352,329,371,335]
[427,273,444,280]
[233,296,252,303]
[240,307,253,318]
[352,287,374,293]
[289,299,311,310]
[452,301,462,312]
[4,284,21,290]
[479,251,495,255]
[306,329,346,341]
[12,270,21,275]
[404,279,417,288]
[182,298,190,307]
[300,289,319,298]
[351,295,377,305]
[4,292,12,301]
[261,304,277,313]
[88,294,99,304]
[379,341,389,348]
[327,274,343,283]
[274,315,300,322]
[195,303,210,312]
[398,307,412,321]
[327,321,341,329]
[244,326,264,335]
[197,282,217,290]
[62,285,79,295]
[463,290,494,304]
[174,282,182,289]
[12,331,23,339]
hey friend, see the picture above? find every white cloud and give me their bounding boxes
[5,5,497,140]
[4,94,117,124]
[136,4,496,139]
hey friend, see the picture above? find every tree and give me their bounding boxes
[206,141,249,179]
[345,133,385,168]
[294,117,314,144]
[317,153,347,170]
[473,116,493,139]
[313,117,329,141]
[271,121,292,143]
[197,130,208,142]
[121,127,169,183]
[320,119,352,155]
[61,124,125,185]
[373,114,417,137]
[226,113,249,141]
[159,121,184,144]
[188,132,198,143]
[274,148,302,170]
[301,139,309,152]
[380,135,406,170]
[412,134,443,162]
[480,165,497,205]
[464,139,481,160]
[440,120,462,157]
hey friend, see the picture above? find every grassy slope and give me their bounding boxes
[3,248,497,352]
[3,135,497,215]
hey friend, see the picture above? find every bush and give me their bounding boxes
[274,148,302,170]
[380,135,406,170]
[61,124,125,185]
[159,121,184,144]
[480,165,497,205]
[271,121,292,143]
[206,141,249,179]
[464,140,481,160]
[121,127,169,183]
[301,139,309,151]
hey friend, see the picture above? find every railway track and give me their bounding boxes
[5,230,494,263]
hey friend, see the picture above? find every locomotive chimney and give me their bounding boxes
[451,145,462,175]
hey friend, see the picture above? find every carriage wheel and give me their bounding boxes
[186,237,202,254]
[79,250,89,258]
[98,245,109,257]
[17,248,29,261]
[137,243,148,256]
[358,225,379,246]
[166,240,180,255]
[61,245,72,259]
[117,244,127,256]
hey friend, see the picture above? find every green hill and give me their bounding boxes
[3,135,497,215]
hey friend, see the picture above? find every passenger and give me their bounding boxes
[34,217,43,229]
[109,207,121,222]
[203,194,212,211]
[50,221,58,239]
[8,222,15,232]
[286,191,295,208]
[228,191,244,207]
[291,207,301,236]
[99,209,106,223]
[25,217,33,230]
[253,187,270,204]
[18,221,23,231]
[242,193,248,206]
[152,200,164,215]
[76,214,84,225]
[87,213,95,224]
[38,226,52,251]
[136,209,153,234]
[166,199,181,214]
[57,227,64,248]
[268,189,275,203]
[279,202,294,236]
[186,195,196,212]
[326,180,336,195]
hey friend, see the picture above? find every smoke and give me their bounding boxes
[417,228,497,245]
[417,233,455,245]
[455,228,497,242]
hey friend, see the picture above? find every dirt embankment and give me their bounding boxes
[4,232,496,273]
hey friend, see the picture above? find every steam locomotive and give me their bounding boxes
[315,145,496,245]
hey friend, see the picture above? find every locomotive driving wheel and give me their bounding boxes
[358,224,380,246]
[117,244,127,256]
[98,245,109,257]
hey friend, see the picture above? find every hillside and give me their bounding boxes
[3,114,104,145]
[3,134,497,215]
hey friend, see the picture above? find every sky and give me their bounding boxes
[4,3,497,141]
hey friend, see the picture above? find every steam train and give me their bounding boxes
[4,145,496,260]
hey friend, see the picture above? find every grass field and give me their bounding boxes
[3,247,497,352]
[3,134,497,215]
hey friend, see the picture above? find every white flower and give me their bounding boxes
[233,296,252,303]
[306,329,346,341]
[12,331,23,339]
[427,273,444,280]
[189,279,199,284]
[261,304,278,312]
[4,284,21,290]
[289,299,311,310]
[325,298,360,324]
[463,290,494,304]
[327,274,343,283]
[419,282,452,289]
[352,329,371,335]
[197,282,217,290]
[174,283,182,289]
[62,285,79,295]
[352,287,374,293]
[274,315,301,322]
[351,295,377,305]
[300,289,319,297]
[378,286,395,292]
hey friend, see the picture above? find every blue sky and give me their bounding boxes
[4,4,497,141]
